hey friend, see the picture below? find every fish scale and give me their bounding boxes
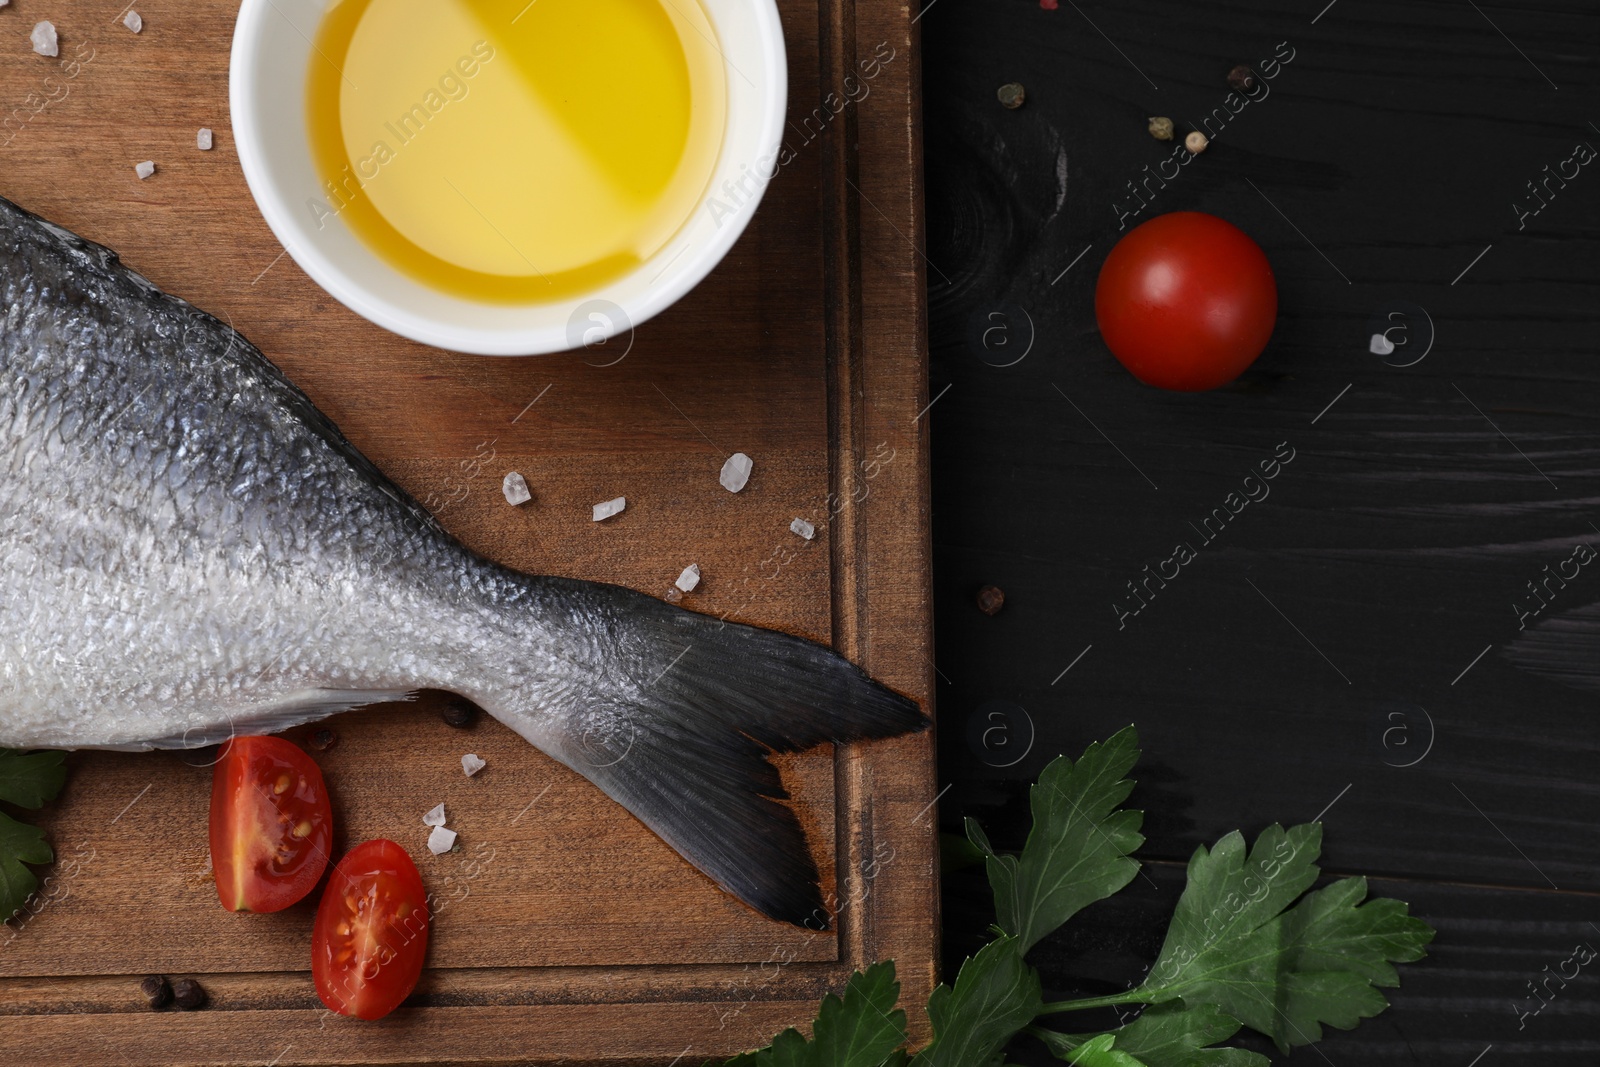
[0,195,926,926]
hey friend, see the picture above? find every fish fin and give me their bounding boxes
[93,689,418,751]
[512,586,928,928]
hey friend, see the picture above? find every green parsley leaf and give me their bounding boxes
[722,1028,807,1067]
[1134,825,1434,1051]
[912,936,1042,1067]
[717,732,1436,1067]
[968,725,1143,952]
[1052,1033,1148,1066]
[0,749,67,809]
[0,750,67,923]
[0,808,54,923]
[1099,1003,1264,1067]
[721,961,907,1067]
[809,962,907,1065]
[1034,1003,1267,1067]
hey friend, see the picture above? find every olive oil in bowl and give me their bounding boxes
[306,0,727,304]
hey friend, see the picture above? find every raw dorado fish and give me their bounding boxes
[0,195,926,926]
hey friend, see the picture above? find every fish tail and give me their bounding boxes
[501,584,928,928]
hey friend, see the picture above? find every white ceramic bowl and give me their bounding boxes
[229,0,786,356]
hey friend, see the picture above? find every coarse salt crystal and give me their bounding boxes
[122,10,142,32]
[720,452,753,493]
[422,803,446,828]
[502,471,531,506]
[790,517,816,541]
[592,496,625,521]
[675,563,701,593]
[31,21,58,57]
[134,160,155,180]
[461,753,486,777]
[427,825,457,855]
[196,128,213,151]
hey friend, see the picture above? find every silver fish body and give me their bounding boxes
[0,196,924,925]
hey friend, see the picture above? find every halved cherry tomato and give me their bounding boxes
[210,735,333,913]
[1095,211,1278,391]
[312,838,430,1020]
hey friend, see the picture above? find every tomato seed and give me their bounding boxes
[273,773,291,794]
[293,819,313,838]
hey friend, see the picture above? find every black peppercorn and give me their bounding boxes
[440,697,478,729]
[140,975,172,1010]
[308,728,337,751]
[171,978,208,1011]
[976,585,1005,616]
[996,82,1025,110]
[1226,64,1256,93]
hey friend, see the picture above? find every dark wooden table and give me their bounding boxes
[920,0,1600,1063]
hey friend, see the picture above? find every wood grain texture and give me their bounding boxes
[0,0,936,1061]
[920,0,1599,1062]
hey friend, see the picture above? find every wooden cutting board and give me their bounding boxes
[0,0,935,1061]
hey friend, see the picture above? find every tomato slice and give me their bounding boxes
[312,838,430,1020]
[209,735,333,913]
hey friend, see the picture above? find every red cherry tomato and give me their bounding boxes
[210,735,333,913]
[1095,212,1278,391]
[312,838,430,1021]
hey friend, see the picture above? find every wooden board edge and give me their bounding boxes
[0,1002,841,1065]
[827,0,940,1050]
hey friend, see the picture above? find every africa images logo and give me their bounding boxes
[565,299,634,366]
[1365,301,1434,368]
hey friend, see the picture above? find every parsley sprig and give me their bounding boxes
[721,726,1434,1066]
[0,749,68,924]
